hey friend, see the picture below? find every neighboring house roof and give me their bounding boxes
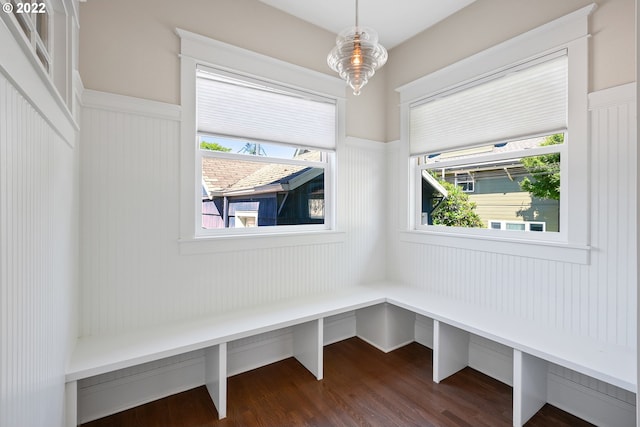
[202,150,322,199]
[202,158,264,198]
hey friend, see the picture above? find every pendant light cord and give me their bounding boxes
[355,0,359,27]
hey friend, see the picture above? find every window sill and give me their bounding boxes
[179,230,346,255]
[400,230,590,265]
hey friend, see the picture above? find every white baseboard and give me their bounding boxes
[384,339,415,353]
[78,356,204,423]
[324,311,357,345]
[356,334,414,353]
[468,335,513,386]
[227,329,294,377]
[547,371,636,427]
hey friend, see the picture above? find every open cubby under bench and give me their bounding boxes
[65,283,636,427]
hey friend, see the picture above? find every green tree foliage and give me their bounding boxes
[519,134,562,200]
[200,141,232,152]
[432,180,484,228]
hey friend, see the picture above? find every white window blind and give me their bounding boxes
[409,53,567,155]
[197,69,336,150]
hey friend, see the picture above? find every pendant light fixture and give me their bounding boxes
[327,0,388,96]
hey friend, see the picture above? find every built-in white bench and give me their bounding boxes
[65,283,636,427]
[65,286,387,426]
[376,285,636,426]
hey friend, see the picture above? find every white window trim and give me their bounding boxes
[177,28,347,253]
[396,4,595,264]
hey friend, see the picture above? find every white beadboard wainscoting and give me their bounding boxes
[391,83,638,426]
[79,90,387,337]
[77,90,388,419]
[0,73,79,426]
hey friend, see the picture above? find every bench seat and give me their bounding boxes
[67,286,386,382]
[65,283,636,427]
[381,284,636,393]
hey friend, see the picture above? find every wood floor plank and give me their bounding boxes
[82,337,593,427]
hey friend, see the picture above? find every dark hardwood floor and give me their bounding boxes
[83,337,592,427]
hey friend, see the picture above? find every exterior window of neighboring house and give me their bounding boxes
[196,67,336,233]
[489,220,546,232]
[411,51,568,237]
[10,0,51,73]
[454,173,474,193]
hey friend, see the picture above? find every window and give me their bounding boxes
[10,0,51,73]
[196,68,336,234]
[178,29,345,245]
[417,133,564,233]
[397,5,592,262]
[454,173,474,193]
[4,0,77,110]
[410,52,570,240]
[489,220,546,232]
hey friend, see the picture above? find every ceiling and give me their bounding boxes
[258,0,477,49]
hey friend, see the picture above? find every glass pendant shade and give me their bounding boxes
[327,4,387,96]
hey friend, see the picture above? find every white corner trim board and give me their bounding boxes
[65,282,635,427]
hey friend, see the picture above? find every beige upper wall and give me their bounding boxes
[80,0,634,143]
[79,0,386,141]
[385,0,636,141]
